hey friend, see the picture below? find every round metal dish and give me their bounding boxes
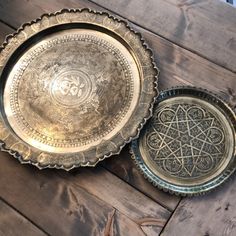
[0,9,158,170]
[131,87,236,196]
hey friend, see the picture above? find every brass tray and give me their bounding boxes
[131,87,236,196]
[0,9,158,170]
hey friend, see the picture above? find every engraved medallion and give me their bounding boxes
[0,9,158,169]
[131,87,236,195]
[50,69,93,107]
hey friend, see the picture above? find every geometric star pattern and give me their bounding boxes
[145,103,226,179]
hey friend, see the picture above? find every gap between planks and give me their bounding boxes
[89,0,236,75]
[101,162,181,212]
[0,153,171,235]
[158,197,182,235]
[0,196,50,236]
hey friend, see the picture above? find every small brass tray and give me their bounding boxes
[0,9,158,170]
[131,87,236,196]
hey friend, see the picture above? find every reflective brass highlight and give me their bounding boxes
[0,9,158,170]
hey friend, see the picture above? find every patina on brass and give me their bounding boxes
[131,87,236,196]
[0,9,158,170]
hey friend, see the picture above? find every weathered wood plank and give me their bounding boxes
[92,0,236,73]
[0,199,46,236]
[110,211,145,236]
[110,210,163,236]
[0,152,170,236]
[102,146,180,211]
[161,174,236,236]
[104,210,146,236]
[138,25,236,105]
[60,166,170,223]
[0,153,118,236]
[0,0,91,28]
[59,167,171,235]
[0,21,13,40]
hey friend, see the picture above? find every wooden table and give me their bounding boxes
[0,1,235,235]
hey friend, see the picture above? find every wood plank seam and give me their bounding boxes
[160,173,236,236]
[65,167,173,234]
[0,149,171,235]
[0,18,15,31]
[103,208,116,236]
[0,0,235,77]
[0,179,165,236]
[88,0,236,75]
[68,165,174,215]
[159,197,182,235]
[0,196,50,236]
[102,164,176,212]
[57,169,172,218]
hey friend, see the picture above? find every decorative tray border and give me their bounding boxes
[0,8,159,170]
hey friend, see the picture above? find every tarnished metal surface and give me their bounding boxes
[131,87,236,196]
[0,9,158,170]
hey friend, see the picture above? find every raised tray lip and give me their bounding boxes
[131,86,236,196]
[0,8,159,170]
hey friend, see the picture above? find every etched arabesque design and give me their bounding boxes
[132,88,235,195]
[145,103,226,179]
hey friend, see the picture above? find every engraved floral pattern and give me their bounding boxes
[0,9,158,169]
[8,33,135,148]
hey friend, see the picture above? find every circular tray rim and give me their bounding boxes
[130,86,236,196]
[0,8,159,170]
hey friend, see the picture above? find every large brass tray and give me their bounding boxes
[131,87,236,196]
[0,9,158,170]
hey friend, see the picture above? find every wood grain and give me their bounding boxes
[102,146,180,211]
[0,153,116,236]
[110,211,145,236]
[0,152,170,236]
[109,210,167,236]
[0,0,92,27]
[161,174,236,236]
[0,21,13,39]
[91,0,236,73]
[59,166,171,235]
[63,167,171,222]
[137,25,236,107]
[0,199,46,236]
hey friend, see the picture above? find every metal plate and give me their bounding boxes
[0,9,158,170]
[131,87,236,196]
